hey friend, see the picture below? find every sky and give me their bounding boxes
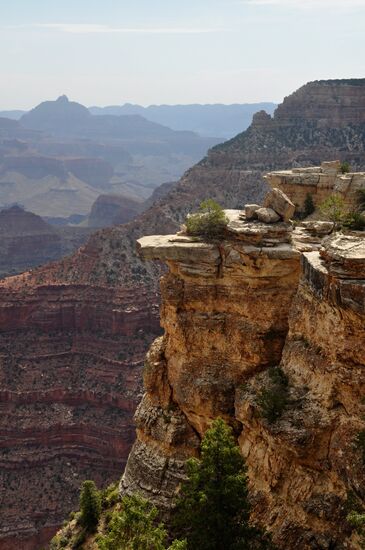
[1,0,365,109]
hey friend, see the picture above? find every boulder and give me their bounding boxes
[263,188,295,221]
[244,204,261,220]
[256,207,280,224]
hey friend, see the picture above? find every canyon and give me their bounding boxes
[1,78,365,549]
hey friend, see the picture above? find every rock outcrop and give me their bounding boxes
[0,206,92,278]
[0,226,162,549]
[2,78,365,549]
[121,206,365,548]
[266,160,365,213]
[121,210,302,510]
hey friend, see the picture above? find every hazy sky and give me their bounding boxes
[1,0,365,109]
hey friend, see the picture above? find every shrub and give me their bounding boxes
[97,493,185,550]
[173,418,271,550]
[347,511,365,546]
[79,480,101,532]
[303,193,315,217]
[319,194,348,228]
[185,199,228,240]
[343,211,365,231]
[340,161,351,174]
[256,367,289,424]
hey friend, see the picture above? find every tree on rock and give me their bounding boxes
[186,199,228,239]
[173,417,272,550]
[79,480,101,532]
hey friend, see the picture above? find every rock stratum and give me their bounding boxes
[122,209,365,549]
[1,78,365,549]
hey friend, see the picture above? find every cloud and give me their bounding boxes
[7,23,223,35]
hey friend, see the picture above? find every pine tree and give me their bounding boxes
[79,480,101,532]
[173,418,272,550]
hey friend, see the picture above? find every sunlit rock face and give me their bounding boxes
[122,211,365,549]
[121,211,301,510]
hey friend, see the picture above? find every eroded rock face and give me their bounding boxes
[266,161,365,213]
[121,216,365,549]
[121,211,301,511]
[237,234,365,549]
[0,226,162,549]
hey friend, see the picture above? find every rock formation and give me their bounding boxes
[266,160,365,213]
[121,203,365,548]
[0,206,92,278]
[2,78,365,549]
[0,226,162,549]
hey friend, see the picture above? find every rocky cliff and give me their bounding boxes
[2,78,365,549]
[122,210,365,548]
[266,160,365,213]
[0,206,92,278]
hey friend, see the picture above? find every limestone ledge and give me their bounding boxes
[137,210,298,273]
[265,161,365,212]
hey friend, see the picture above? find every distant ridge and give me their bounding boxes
[89,102,277,138]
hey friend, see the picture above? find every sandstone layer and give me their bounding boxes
[2,78,365,549]
[122,214,365,548]
[266,160,365,213]
[0,227,162,549]
[121,211,301,510]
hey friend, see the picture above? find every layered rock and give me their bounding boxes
[2,78,365,549]
[0,206,92,278]
[122,213,365,548]
[237,233,365,548]
[266,160,365,213]
[121,211,301,509]
[0,226,162,549]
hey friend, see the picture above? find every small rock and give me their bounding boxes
[256,207,280,224]
[263,188,295,221]
[244,204,261,220]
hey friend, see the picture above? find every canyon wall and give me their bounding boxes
[0,227,162,549]
[2,78,365,549]
[122,214,365,548]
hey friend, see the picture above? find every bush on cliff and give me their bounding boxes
[256,367,289,424]
[97,493,186,550]
[172,418,272,550]
[185,199,228,239]
[79,480,102,532]
[319,194,349,229]
[303,193,315,218]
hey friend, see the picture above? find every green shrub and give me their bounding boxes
[79,480,101,532]
[71,530,87,549]
[186,199,228,240]
[347,511,365,546]
[357,188,365,209]
[173,418,271,550]
[343,211,365,231]
[303,193,315,217]
[340,161,351,174]
[256,367,289,424]
[319,194,348,228]
[97,493,185,550]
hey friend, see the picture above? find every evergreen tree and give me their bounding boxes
[173,418,271,550]
[303,193,315,217]
[97,493,186,550]
[79,480,101,532]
